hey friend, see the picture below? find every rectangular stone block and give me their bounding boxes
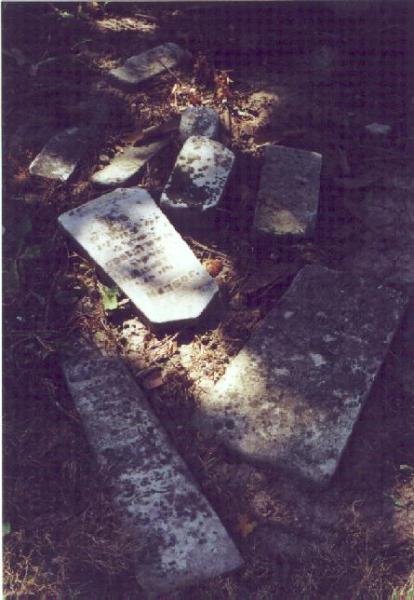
[29,127,90,181]
[109,43,188,87]
[58,188,218,328]
[179,107,219,142]
[254,145,322,240]
[91,139,169,187]
[160,136,234,214]
[194,265,407,485]
[62,342,242,595]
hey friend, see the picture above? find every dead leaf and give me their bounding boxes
[214,70,233,104]
[204,258,223,277]
[236,513,257,538]
[138,366,164,390]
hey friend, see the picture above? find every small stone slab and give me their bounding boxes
[29,127,90,181]
[91,139,169,187]
[194,265,407,486]
[62,342,242,595]
[253,145,322,240]
[179,107,219,142]
[160,136,235,213]
[58,188,218,328]
[109,43,188,87]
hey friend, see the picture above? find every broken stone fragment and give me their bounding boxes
[253,144,322,240]
[61,341,242,595]
[29,127,91,181]
[109,43,189,87]
[179,106,220,142]
[58,188,219,329]
[193,265,407,486]
[160,135,235,214]
[365,122,391,136]
[91,139,169,187]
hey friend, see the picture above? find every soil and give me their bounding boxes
[3,3,413,599]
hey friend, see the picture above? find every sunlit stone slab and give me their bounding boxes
[254,145,322,239]
[160,136,235,214]
[91,139,169,187]
[179,107,219,142]
[109,43,188,87]
[195,265,407,485]
[29,127,90,181]
[62,342,242,595]
[58,188,218,327]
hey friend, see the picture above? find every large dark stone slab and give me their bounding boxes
[160,136,234,215]
[253,145,322,240]
[58,188,218,328]
[194,265,407,485]
[29,127,90,181]
[62,342,242,595]
[109,43,188,87]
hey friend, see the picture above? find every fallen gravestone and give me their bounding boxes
[160,135,235,215]
[29,127,91,181]
[91,139,169,187]
[194,265,407,486]
[179,107,220,142]
[109,43,188,87]
[62,341,242,595]
[58,188,218,328]
[253,144,322,240]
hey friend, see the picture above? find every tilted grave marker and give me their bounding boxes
[91,139,169,187]
[179,107,220,142]
[29,127,90,182]
[194,265,407,485]
[160,136,234,215]
[254,144,322,240]
[62,341,242,595]
[109,43,188,87]
[58,188,218,328]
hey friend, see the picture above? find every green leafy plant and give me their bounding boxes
[4,214,42,292]
[98,284,120,311]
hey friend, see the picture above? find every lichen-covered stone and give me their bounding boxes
[62,341,242,595]
[91,139,169,187]
[254,144,322,240]
[109,43,188,87]
[160,136,234,214]
[29,127,90,181]
[179,107,219,142]
[194,265,407,486]
[58,188,218,328]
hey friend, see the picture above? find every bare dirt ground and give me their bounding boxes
[3,3,414,598]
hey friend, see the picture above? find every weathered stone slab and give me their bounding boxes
[160,136,235,214]
[109,43,188,87]
[194,265,407,486]
[179,107,219,142]
[91,139,169,187]
[61,342,242,595]
[29,127,90,181]
[58,188,218,328]
[253,145,322,240]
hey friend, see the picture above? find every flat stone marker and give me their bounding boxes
[254,145,322,240]
[160,136,235,214]
[109,43,188,87]
[58,188,218,328]
[91,139,169,187]
[179,107,219,142]
[62,342,242,595]
[194,265,407,486]
[29,127,90,181]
